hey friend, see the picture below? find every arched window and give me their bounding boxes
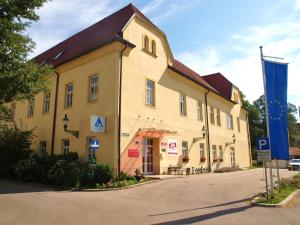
[151,40,156,55]
[143,35,149,51]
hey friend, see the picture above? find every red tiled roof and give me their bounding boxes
[34,4,138,67]
[202,73,233,99]
[170,60,220,93]
[290,147,300,156]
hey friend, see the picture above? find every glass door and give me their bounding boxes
[143,138,154,175]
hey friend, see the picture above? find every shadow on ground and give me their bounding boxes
[0,180,52,195]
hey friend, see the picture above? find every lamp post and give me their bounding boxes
[225,134,236,147]
[192,126,206,144]
[62,114,79,138]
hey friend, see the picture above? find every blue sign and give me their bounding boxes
[89,139,100,150]
[90,115,105,133]
[263,60,289,160]
[256,137,270,150]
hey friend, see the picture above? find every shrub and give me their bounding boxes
[94,163,113,185]
[62,152,79,162]
[47,160,79,187]
[77,161,95,187]
[0,127,33,178]
[15,153,45,182]
[116,171,136,182]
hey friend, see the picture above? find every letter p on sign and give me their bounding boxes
[256,137,270,150]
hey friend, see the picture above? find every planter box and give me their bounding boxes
[200,158,206,162]
[182,157,189,163]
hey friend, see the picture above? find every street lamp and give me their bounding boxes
[62,114,79,138]
[225,133,236,147]
[192,126,206,144]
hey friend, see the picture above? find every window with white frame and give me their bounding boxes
[146,79,155,106]
[219,145,223,161]
[151,40,156,55]
[200,143,205,159]
[39,141,47,158]
[27,98,34,118]
[88,75,98,102]
[226,114,234,129]
[237,117,241,132]
[43,92,50,113]
[182,141,188,158]
[87,137,96,163]
[212,145,217,160]
[197,100,203,121]
[216,108,221,126]
[65,83,73,108]
[210,106,215,125]
[62,139,70,155]
[180,94,187,116]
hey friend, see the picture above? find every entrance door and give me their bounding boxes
[143,138,154,175]
[230,147,236,167]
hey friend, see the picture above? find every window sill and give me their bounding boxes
[146,104,156,109]
[87,100,98,105]
[142,48,157,58]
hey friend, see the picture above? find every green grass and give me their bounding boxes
[256,172,300,204]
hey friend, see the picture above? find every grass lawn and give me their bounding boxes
[256,172,300,204]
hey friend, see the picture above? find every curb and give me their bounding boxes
[73,179,160,192]
[251,189,300,208]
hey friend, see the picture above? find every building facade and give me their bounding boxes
[7,4,251,175]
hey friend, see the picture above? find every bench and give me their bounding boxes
[168,165,182,175]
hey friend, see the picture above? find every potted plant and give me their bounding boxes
[200,157,206,162]
[182,157,189,163]
[213,158,218,163]
[134,168,143,182]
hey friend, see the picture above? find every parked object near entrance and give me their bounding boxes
[288,159,300,170]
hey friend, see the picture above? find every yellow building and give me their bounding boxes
[9,4,251,175]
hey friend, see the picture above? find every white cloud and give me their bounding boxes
[295,0,300,10]
[141,0,166,14]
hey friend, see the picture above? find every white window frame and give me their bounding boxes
[65,83,73,108]
[212,145,217,160]
[219,145,223,160]
[216,108,221,126]
[146,79,155,106]
[62,139,70,155]
[210,106,215,125]
[200,143,205,158]
[88,75,98,102]
[43,92,50,113]
[87,136,96,163]
[197,100,203,121]
[180,94,187,116]
[182,141,188,158]
[227,114,234,130]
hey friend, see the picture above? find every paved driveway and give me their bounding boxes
[0,169,299,225]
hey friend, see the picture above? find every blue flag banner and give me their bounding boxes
[263,60,289,160]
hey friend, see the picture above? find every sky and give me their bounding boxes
[27,0,300,120]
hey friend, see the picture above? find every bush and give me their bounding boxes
[77,161,95,187]
[94,164,113,184]
[47,160,79,187]
[15,153,45,182]
[0,127,33,178]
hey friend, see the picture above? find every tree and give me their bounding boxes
[0,0,53,121]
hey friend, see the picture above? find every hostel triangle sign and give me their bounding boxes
[90,115,105,133]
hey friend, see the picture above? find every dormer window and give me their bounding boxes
[151,40,156,55]
[143,35,149,51]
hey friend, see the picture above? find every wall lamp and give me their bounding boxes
[192,126,206,144]
[62,114,79,138]
[225,134,236,147]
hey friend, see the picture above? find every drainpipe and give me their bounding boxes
[51,71,60,155]
[117,43,129,176]
[204,91,211,172]
[246,113,252,166]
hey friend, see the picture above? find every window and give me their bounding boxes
[88,75,98,102]
[43,92,50,113]
[237,117,241,132]
[226,114,234,129]
[62,139,70,155]
[143,35,149,51]
[87,137,96,163]
[219,145,223,161]
[212,145,217,161]
[233,92,239,103]
[210,106,215,125]
[27,98,34,118]
[65,83,73,108]
[216,108,221,126]
[146,79,155,106]
[180,94,187,116]
[200,143,205,160]
[230,147,236,166]
[182,141,188,158]
[10,103,16,120]
[197,100,203,121]
[39,141,47,158]
[151,40,156,55]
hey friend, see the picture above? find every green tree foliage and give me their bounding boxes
[0,0,53,119]
[241,93,299,156]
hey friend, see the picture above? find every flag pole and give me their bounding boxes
[260,46,274,195]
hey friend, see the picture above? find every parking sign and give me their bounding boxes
[256,137,270,150]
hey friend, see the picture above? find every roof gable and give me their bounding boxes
[203,73,233,99]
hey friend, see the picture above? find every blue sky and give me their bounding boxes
[28,0,300,119]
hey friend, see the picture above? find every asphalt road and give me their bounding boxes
[0,169,299,225]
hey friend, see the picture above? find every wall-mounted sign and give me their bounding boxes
[90,115,105,133]
[121,132,130,137]
[89,139,100,150]
[168,139,177,156]
[128,149,139,158]
[161,142,167,147]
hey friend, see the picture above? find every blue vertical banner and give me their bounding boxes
[263,60,289,160]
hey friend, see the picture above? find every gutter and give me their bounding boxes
[117,43,129,176]
[246,113,252,166]
[51,71,60,155]
[204,91,211,172]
